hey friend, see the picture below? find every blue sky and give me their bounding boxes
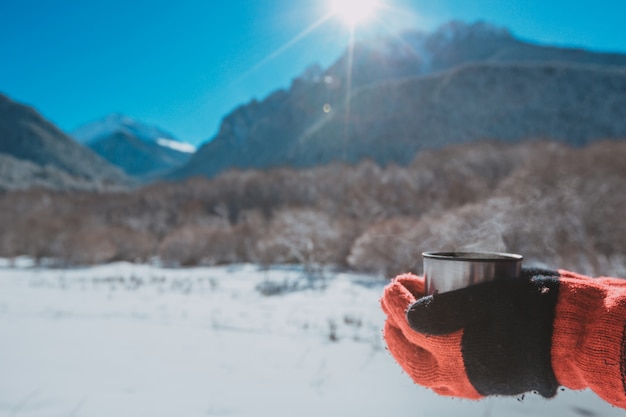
[1,0,625,146]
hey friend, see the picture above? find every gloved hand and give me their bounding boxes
[380,268,626,408]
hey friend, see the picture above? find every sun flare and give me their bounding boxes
[329,0,379,27]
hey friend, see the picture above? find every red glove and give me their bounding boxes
[381,268,626,408]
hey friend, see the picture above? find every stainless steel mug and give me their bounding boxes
[423,251,523,295]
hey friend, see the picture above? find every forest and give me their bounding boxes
[1,139,625,278]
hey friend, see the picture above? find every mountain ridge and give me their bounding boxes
[71,114,195,181]
[171,21,626,179]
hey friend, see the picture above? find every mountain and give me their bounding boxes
[291,63,626,166]
[72,114,195,181]
[327,20,626,86]
[172,21,626,179]
[0,93,131,191]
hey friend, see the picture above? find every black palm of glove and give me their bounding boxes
[406,268,561,398]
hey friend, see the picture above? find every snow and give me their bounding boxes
[71,114,195,154]
[156,138,196,153]
[0,261,622,416]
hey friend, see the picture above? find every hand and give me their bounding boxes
[382,268,564,399]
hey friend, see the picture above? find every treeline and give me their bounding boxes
[1,139,625,277]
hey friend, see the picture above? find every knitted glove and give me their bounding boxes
[380,268,626,408]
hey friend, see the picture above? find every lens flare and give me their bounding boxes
[330,0,379,27]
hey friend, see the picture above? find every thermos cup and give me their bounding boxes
[422,251,523,295]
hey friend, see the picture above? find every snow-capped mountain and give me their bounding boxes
[72,114,192,149]
[72,114,195,181]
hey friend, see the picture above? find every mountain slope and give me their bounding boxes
[0,154,123,192]
[0,93,131,190]
[172,21,626,179]
[290,63,626,166]
[72,114,195,181]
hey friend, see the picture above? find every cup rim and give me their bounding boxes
[422,251,523,262]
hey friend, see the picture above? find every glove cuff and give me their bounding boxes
[381,274,483,400]
[552,270,626,408]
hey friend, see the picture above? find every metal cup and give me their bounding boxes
[423,251,523,295]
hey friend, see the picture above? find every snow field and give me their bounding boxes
[0,262,622,416]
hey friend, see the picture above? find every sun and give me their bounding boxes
[329,0,379,27]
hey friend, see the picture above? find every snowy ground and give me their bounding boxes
[0,260,622,417]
